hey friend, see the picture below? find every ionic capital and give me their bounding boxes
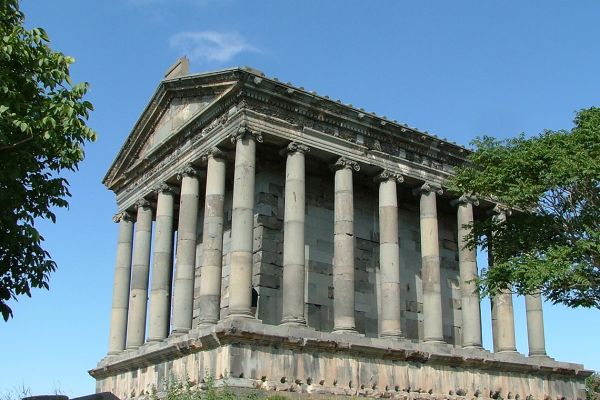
[177,164,200,180]
[134,198,152,210]
[112,211,135,223]
[451,194,479,207]
[285,141,311,155]
[490,203,512,218]
[153,183,178,196]
[331,157,360,172]
[231,121,263,143]
[200,147,227,162]
[413,182,443,196]
[374,170,404,184]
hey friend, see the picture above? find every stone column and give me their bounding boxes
[198,148,227,325]
[147,184,176,341]
[171,165,200,334]
[108,211,135,354]
[526,292,547,357]
[453,195,483,349]
[281,142,310,326]
[414,182,444,343]
[490,206,517,353]
[228,122,262,319]
[376,170,404,339]
[126,198,153,349]
[332,157,360,334]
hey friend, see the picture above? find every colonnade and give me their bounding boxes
[107,133,547,358]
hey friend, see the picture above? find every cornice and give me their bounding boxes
[240,74,469,165]
[104,67,473,198]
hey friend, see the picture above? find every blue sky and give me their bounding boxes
[2,0,600,396]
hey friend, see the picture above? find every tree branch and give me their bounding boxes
[0,135,34,151]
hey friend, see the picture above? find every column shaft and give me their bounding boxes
[417,183,444,343]
[281,143,309,326]
[126,200,153,348]
[377,172,403,338]
[490,208,517,353]
[526,293,547,356]
[172,167,200,334]
[333,157,359,334]
[456,197,483,348]
[198,149,227,325]
[148,185,175,341]
[228,125,260,318]
[108,212,134,354]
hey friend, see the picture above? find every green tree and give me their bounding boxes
[450,107,600,308]
[0,0,96,320]
[587,373,600,400]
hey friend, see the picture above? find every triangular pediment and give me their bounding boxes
[138,93,218,159]
[104,68,246,189]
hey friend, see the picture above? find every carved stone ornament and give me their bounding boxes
[200,147,227,163]
[153,183,177,195]
[331,157,360,172]
[112,211,135,223]
[413,182,443,196]
[177,164,199,180]
[134,198,151,209]
[231,120,263,143]
[374,170,404,183]
[285,142,310,155]
[451,194,479,207]
[491,203,512,217]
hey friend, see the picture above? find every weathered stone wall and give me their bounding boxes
[232,156,464,343]
[93,320,587,400]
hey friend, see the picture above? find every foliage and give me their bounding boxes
[151,373,261,400]
[0,385,31,400]
[587,373,600,400]
[450,107,600,308]
[0,0,96,320]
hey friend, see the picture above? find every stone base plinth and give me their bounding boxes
[90,319,590,400]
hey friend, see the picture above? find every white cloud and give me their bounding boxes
[169,31,258,64]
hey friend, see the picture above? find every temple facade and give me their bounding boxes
[90,61,590,399]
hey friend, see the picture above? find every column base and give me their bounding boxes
[529,352,549,358]
[498,348,518,354]
[280,317,307,327]
[380,330,403,340]
[332,328,360,335]
[170,329,190,337]
[146,337,166,343]
[198,320,218,328]
[462,344,484,350]
[424,337,445,344]
[227,312,256,320]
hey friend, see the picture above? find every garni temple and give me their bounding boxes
[90,59,590,399]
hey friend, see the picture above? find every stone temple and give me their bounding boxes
[90,59,590,399]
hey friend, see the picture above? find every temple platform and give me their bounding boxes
[91,319,590,400]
